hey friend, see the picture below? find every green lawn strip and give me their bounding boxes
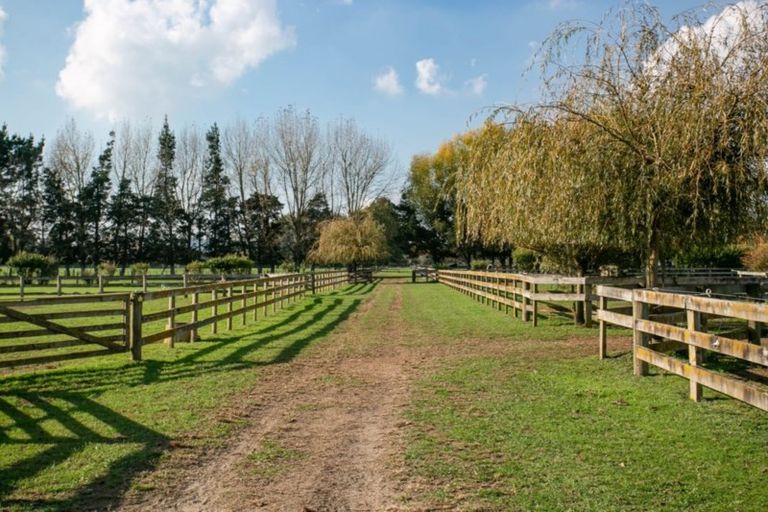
[0,285,369,512]
[401,283,597,343]
[402,284,768,511]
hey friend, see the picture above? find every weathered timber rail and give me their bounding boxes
[437,269,766,326]
[596,285,768,411]
[0,272,288,298]
[0,271,349,369]
[437,270,597,326]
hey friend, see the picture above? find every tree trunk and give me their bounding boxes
[645,243,660,289]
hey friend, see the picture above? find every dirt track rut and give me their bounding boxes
[119,284,413,512]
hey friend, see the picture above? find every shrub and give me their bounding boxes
[743,240,768,271]
[7,252,58,278]
[674,244,745,269]
[130,262,150,276]
[206,254,253,275]
[98,261,117,276]
[185,260,206,274]
[513,248,539,272]
[470,259,491,271]
[278,261,296,273]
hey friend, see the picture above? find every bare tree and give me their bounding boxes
[251,117,274,196]
[176,124,205,257]
[223,118,256,256]
[329,117,392,214]
[266,106,327,264]
[128,119,155,197]
[113,120,133,183]
[48,117,94,198]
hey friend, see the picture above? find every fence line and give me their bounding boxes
[437,270,594,326]
[0,271,350,369]
[596,285,768,411]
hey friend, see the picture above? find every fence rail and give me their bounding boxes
[437,270,595,325]
[0,271,350,369]
[596,285,768,411]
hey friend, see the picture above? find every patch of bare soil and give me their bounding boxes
[118,286,414,512]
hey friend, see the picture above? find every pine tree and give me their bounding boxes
[151,116,182,271]
[81,133,114,266]
[107,176,136,272]
[200,124,235,257]
[41,165,74,264]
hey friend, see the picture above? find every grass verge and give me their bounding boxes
[0,285,371,512]
[402,283,768,511]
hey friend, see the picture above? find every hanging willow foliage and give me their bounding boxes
[457,1,768,283]
[309,215,389,267]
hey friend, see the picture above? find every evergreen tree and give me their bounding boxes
[42,165,75,265]
[246,192,283,272]
[151,116,182,271]
[107,176,137,272]
[200,124,235,256]
[0,125,44,260]
[81,133,114,266]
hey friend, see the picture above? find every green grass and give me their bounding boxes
[2,279,767,511]
[246,437,305,479]
[400,284,768,511]
[0,284,371,511]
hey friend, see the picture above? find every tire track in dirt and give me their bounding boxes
[119,284,413,512]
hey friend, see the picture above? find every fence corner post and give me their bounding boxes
[129,292,144,361]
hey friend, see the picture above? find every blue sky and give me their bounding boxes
[0,0,704,186]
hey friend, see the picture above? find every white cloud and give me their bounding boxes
[373,66,403,97]
[0,7,7,79]
[56,0,296,121]
[647,1,767,78]
[466,74,488,96]
[415,58,443,95]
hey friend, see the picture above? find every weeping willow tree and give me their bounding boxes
[459,1,768,286]
[458,114,628,275]
[309,215,389,270]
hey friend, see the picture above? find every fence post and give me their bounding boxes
[632,293,649,376]
[532,283,538,327]
[183,272,189,289]
[253,282,259,321]
[598,294,607,359]
[583,283,593,328]
[310,273,316,294]
[687,308,703,401]
[191,291,199,342]
[19,275,24,300]
[227,285,234,331]
[142,274,148,292]
[166,294,176,348]
[212,289,218,334]
[264,281,269,317]
[523,281,531,322]
[129,292,143,361]
[241,284,247,325]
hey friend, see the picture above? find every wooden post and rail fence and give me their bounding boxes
[436,268,768,412]
[595,285,768,411]
[0,271,348,369]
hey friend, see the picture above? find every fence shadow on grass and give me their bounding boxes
[0,282,375,511]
